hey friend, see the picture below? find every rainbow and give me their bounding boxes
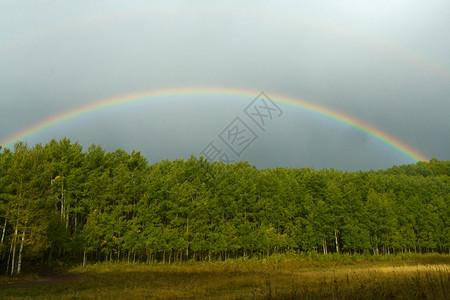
[0,87,429,162]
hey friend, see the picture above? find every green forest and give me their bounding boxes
[1,138,449,275]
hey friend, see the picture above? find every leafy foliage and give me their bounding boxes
[0,138,448,272]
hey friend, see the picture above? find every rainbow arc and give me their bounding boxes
[0,87,429,162]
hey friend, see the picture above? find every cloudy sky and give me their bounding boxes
[1,0,449,171]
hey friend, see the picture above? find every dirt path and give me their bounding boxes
[0,270,82,289]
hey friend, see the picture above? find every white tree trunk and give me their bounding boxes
[83,250,87,267]
[66,204,69,231]
[5,242,13,275]
[0,218,7,247]
[374,235,379,254]
[61,180,65,220]
[17,227,26,274]
[74,211,77,233]
[10,223,18,276]
[335,229,339,253]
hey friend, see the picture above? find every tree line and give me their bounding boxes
[0,138,449,274]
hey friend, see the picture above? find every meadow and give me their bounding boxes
[1,253,449,299]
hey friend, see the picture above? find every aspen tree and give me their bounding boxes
[9,222,18,276]
[17,221,26,274]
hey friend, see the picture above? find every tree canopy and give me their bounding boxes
[1,138,448,273]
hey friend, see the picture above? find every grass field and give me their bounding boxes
[1,254,449,299]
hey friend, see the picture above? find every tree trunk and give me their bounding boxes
[0,218,7,248]
[83,250,87,267]
[0,218,7,261]
[17,227,26,274]
[373,235,379,254]
[61,180,65,221]
[65,204,70,231]
[334,229,339,253]
[186,217,189,260]
[74,211,77,233]
[10,223,18,276]
[5,242,13,275]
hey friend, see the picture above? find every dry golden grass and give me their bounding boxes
[1,255,449,299]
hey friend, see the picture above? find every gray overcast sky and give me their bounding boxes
[1,0,449,171]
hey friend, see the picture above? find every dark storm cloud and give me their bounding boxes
[1,0,449,170]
